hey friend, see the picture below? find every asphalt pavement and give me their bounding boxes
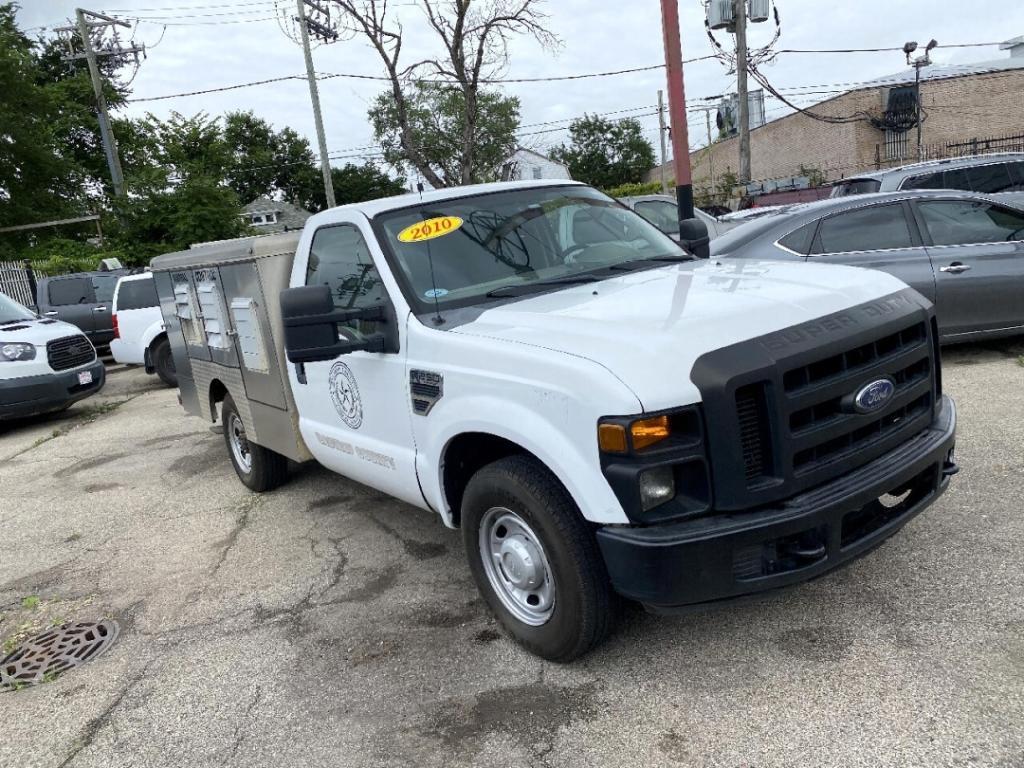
[1,340,1022,768]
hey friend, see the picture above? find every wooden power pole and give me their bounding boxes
[296,0,336,208]
[57,9,144,198]
[657,90,669,195]
[733,0,751,185]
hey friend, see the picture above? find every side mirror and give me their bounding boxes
[679,218,711,259]
[280,284,388,363]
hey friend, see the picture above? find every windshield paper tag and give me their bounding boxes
[397,216,463,243]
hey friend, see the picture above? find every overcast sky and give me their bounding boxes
[16,0,1024,172]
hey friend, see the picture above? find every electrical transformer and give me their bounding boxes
[707,0,735,30]
[748,0,771,23]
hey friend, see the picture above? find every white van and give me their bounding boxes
[0,291,105,420]
[110,273,176,386]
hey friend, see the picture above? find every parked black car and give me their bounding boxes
[35,270,128,347]
[709,190,1024,343]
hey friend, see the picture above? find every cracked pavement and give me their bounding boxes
[1,339,1023,768]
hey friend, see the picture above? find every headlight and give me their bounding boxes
[639,466,676,511]
[1,343,36,361]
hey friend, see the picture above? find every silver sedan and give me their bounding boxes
[709,190,1024,343]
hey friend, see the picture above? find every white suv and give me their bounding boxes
[110,274,176,386]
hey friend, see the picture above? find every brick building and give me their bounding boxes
[647,36,1024,195]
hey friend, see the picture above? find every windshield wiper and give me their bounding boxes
[486,275,600,298]
[606,254,695,272]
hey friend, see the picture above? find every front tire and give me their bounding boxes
[151,337,177,387]
[221,394,288,492]
[461,455,618,662]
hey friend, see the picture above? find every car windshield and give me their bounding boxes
[831,178,882,197]
[0,292,36,325]
[375,185,691,310]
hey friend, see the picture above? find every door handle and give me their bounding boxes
[93,306,108,312]
[44,311,59,316]
[940,263,971,274]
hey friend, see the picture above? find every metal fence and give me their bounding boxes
[0,260,38,310]
[919,132,1024,162]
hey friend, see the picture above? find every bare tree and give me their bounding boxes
[334,0,559,187]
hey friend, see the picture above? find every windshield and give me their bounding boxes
[375,185,690,310]
[0,292,36,325]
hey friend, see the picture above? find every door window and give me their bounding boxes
[966,163,1016,194]
[307,224,387,336]
[91,275,117,304]
[633,200,679,234]
[48,277,93,306]
[814,204,913,253]
[918,200,1024,246]
[901,172,943,190]
[115,278,158,311]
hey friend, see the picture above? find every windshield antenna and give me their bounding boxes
[418,181,445,326]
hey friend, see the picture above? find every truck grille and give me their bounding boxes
[47,334,95,371]
[784,322,931,475]
[691,291,939,512]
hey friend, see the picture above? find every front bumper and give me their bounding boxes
[596,395,957,609]
[0,359,106,420]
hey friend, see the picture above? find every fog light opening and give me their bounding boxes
[639,466,676,511]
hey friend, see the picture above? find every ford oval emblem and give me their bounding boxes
[853,378,895,414]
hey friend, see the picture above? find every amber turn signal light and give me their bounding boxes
[630,415,671,451]
[598,423,628,454]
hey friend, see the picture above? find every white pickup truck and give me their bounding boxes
[151,180,957,660]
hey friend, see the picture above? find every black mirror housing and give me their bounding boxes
[679,218,711,259]
[280,284,394,363]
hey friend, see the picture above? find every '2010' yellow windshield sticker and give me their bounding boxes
[397,216,463,243]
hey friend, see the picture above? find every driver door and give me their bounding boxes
[286,220,422,507]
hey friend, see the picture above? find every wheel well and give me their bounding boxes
[208,379,228,423]
[148,331,167,352]
[442,432,530,527]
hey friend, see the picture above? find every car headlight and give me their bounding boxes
[1,343,36,361]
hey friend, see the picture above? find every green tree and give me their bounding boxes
[222,111,322,210]
[371,84,519,186]
[550,115,655,189]
[310,163,406,211]
[0,4,85,233]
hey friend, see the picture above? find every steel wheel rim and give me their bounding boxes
[228,412,252,473]
[478,506,555,626]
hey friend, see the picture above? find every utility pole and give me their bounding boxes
[56,10,144,198]
[690,105,718,195]
[296,0,336,208]
[660,0,707,257]
[733,0,751,185]
[657,90,669,195]
[904,39,938,161]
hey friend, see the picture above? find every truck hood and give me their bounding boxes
[0,316,86,346]
[452,259,910,411]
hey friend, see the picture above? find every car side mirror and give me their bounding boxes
[678,218,710,259]
[280,284,390,363]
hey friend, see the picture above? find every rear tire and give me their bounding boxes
[221,394,288,492]
[151,337,177,387]
[461,455,618,662]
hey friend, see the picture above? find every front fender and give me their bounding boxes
[141,321,166,352]
[418,394,630,527]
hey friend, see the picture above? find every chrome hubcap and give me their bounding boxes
[479,507,555,626]
[228,413,252,473]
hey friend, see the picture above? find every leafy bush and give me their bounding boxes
[23,238,130,276]
[602,180,668,199]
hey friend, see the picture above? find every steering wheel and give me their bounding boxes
[562,243,587,263]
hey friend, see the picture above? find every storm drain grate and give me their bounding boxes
[1,620,120,689]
